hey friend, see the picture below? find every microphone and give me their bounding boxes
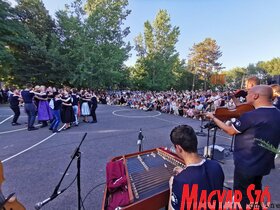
[202,121,217,129]
[137,128,144,152]
[34,190,65,210]
[137,129,143,145]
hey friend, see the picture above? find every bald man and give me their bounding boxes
[206,85,280,209]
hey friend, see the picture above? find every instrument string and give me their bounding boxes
[127,150,184,199]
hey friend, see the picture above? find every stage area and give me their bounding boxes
[0,104,279,209]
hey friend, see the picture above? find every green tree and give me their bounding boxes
[173,63,193,90]
[1,0,132,88]
[0,0,28,83]
[188,38,223,90]
[15,0,55,47]
[133,10,183,90]
[84,0,131,89]
[258,58,280,76]
[223,67,246,89]
[54,2,88,87]
[3,0,57,85]
[51,0,131,88]
[246,63,268,84]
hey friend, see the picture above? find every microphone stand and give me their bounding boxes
[204,125,211,159]
[196,100,215,137]
[195,115,207,137]
[35,133,87,210]
[195,108,207,137]
[230,135,235,152]
[204,123,223,164]
[211,127,224,164]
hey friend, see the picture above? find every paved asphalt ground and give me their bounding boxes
[0,104,279,210]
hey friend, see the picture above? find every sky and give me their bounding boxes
[8,0,280,70]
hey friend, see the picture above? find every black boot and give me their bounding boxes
[40,121,48,128]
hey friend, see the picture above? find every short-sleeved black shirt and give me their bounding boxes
[232,107,280,176]
[21,90,34,104]
[171,160,224,210]
[9,94,19,106]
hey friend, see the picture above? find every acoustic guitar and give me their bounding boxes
[0,161,25,210]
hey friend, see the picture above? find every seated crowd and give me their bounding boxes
[106,89,238,118]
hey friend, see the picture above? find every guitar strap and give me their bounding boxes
[0,192,15,210]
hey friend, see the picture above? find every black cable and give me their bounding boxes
[81,194,86,210]
[63,173,78,193]
[82,182,106,205]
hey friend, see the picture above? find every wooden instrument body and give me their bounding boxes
[0,162,25,210]
[214,104,255,121]
[102,148,184,210]
[1,198,25,210]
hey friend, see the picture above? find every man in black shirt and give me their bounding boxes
[71,89,79,126]
[90,93,98,123]
[21,84,38,131]
[206,85,280,209]
[0,89,3,104]
[9,87,21,125]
